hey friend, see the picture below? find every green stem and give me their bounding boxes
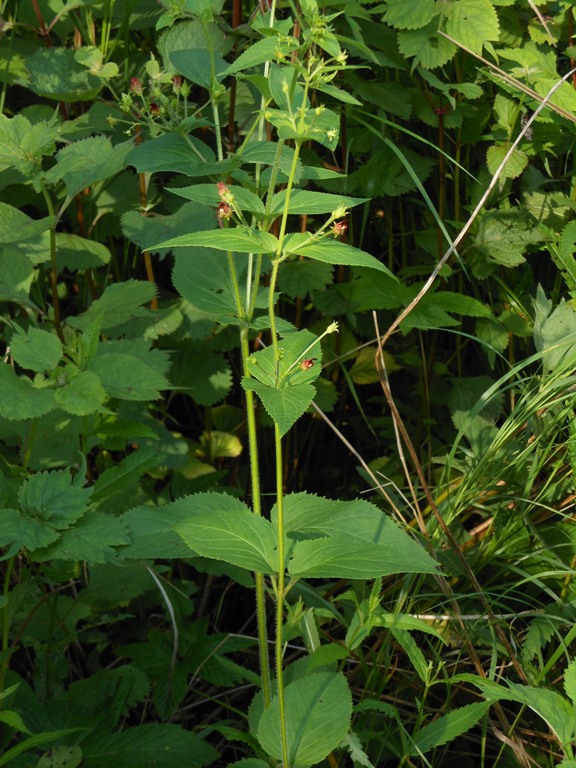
[39,184,64,343]
[273,422,289,767]
[0,555,15,694]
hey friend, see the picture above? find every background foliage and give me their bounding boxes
[2,0,576,766]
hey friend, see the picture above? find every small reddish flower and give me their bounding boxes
[172,75,183,93]
[217,202,233,219]
[149,102,160,116]
[130,77,142,94]
[332,219,348,237]
[217,181,231,199]
[300,358,317,371]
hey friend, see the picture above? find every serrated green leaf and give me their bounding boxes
[45,136,132,203]
[127,133,220,176]
[170,48,227,88]
[0,113,58,176]
[176,494,278,572]
[121,498,206,559]
[81,724,219,768]
[26,48,102,101]
[53,370,107,416]
[563,659,576,706]
[486,144,528,180]
[257,673,352,767]
[265,106,340,150]
[240,142,303,182]
[170,343,232,406]
[0,508,60,551]
[278,260,333,299]
[397,22,456,69]
[169,184,265,215]
[0,365,55,420]
[0,203,55,246]
[19,468,92,527]
[410,702,491,755]
[446,0,499,55]
[243,378,316,437]
[68,280,157,331]
[383,0,436,30]
[88,352,171,401]
[172,249,238,315]
[269,190,368,216]
[0,251,35,304]
[33,511,130,563]
[288,535,438,579]
[56,232,112,270]
[220,35,299,77]
[92,446,165,503]
[10,328,63,372]
[154,227,279,254]
[285,236,394,275]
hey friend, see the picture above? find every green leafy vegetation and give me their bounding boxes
[2,0,576,766]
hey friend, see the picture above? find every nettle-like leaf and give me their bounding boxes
[127,133,228,176]
[0,113,59,176]
[383,0,437,30]
[554,220,576,300]
[170,342,233,406]
[0,203,55,246]
[256,672,352,767]
[268,190,368,216]
[278,260,333,300]
[474,210,547,268]
[275,493,438,578]
[409,702,491,756]
[265,106,340,150]
[88,347,171,401]
[154,227,279,255]
[486,144,528,180]
[445,0,499,55]
[33,511,130,563]
[10,328,63,372]
[26,48,102,102]
[53,370,107,416]
[122,201,216,256]
[220,35,299,77]
[91,446,164,503]
[564,659,576,706]
[56,232,112,271]
[532,285,576,372]
[0,251,35,305]
[169,184,265,216]
[68,279,157,331]
[45,136,133,203]
[19,468,91,528]
[176,494,279,573]
[397,21,456,70]
[243,378,317,437]
[172,249,239,316]
[120,497,206,559]
[284,234,394,276]
[170,48,227,89]
[0,364,55,421]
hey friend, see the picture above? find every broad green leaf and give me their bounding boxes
[0,508,59,551]
[397,22,456,69]
[486,144,528,180]
[81,724,219,768]
[240,142,303,182]
[278,260,333,299]
[220,35,299,77]
[388,628,428,682]
[122,202,215,255]
[446,0,500,55]
[168,183,265,215]
[10,328,63,372]
[245,329,323,388]
[33,511,130,563]
[410,702,491,755]
[0,729,86,768]
[0,113,58,176]
[176,498,278,572]
[154,227,279,254]
[45,136,132,203]
[121,498,210,559]
[127,133,219,175]
[172,249,239,315]
[383,0,436,30]
[0,365,55,420]
[243,378,316,437]
[533,286,576,372]
[465,677,576,747]
[555,221,576,300]
[88,353,171,401]
[56,233,112,270]
[256,672,352,767]
[19,468,92,527]
[285,235,395,276]
[0,251,35,304]
[269,190,368,216]
[474,210,546,268]
[67,280,157,331]
[170,343,233,406]
[0,203,55,246]
[265,107,340,150]
[92,446,166,503]
[53,370,107,416]
[288,535,438,579]
[170,48,227,88]
[26,48,102,101]
[564,659,576,705]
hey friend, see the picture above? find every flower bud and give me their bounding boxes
[149,102,160,116]
[130,77,142,94]
[300,358,317,371]
[172,75,182,93]
[217,202,233,219]
[332,220,348,237]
